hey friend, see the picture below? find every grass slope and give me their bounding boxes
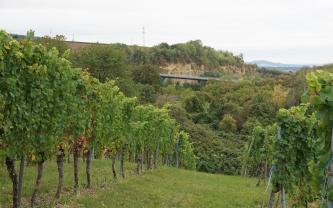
[0,160,266,208]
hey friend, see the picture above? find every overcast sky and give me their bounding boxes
[1,0,332,65]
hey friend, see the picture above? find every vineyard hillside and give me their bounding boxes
[0,160,266,208]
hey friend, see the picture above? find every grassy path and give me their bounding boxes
[0,160,265,208]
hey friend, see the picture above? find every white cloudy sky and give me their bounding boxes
[1,0,332,65]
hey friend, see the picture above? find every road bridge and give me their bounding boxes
[160,73,220,84]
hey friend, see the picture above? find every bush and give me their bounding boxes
[219,114,237,133]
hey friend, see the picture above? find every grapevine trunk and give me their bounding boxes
[153,145,159,169]
[112,154,117,179]
[18,156,25,207]
[73,151,79,193]
[55,150,64,198]
[5,157,19,208]
[31,160,44,207]
[86,148,93,188]
[120,147,125,179]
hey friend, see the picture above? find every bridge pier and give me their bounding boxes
[160,77,167,85]
[198,80,207,85]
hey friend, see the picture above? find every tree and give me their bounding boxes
[184,95,205,113]
[36,35,69,55]
[271,84,289,109]
[71,45,128,82]
[139,85,157,104]
[219,114,237,133]
[132,64,161,86]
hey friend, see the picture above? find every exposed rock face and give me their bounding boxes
[161,63,203,76]
[159,63,257,84]
[161,63,257,77]
[220,65,257,76]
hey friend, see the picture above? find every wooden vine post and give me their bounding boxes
[175,136,179,168]
[268,125,287,208]
[268,126,281,208]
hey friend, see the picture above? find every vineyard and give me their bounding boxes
[0,161,266,208]
[242,71,333,208]
[0,31,195,208]
[2,29,333,208]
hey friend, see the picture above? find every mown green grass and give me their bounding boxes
[0,160,266,208]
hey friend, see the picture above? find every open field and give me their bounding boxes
[0,160,266,208]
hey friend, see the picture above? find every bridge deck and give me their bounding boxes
[160,73,216,81]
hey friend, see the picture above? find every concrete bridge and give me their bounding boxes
[160,73,220,84]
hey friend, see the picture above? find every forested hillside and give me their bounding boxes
[116,41,256,77]
[38,35,257,78]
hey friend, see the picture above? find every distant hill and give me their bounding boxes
[66,39,258,77]
[9,33,262,78]
[248,60,307,72]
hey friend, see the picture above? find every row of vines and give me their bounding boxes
[0,30,196,208]
[245,70,333,207]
